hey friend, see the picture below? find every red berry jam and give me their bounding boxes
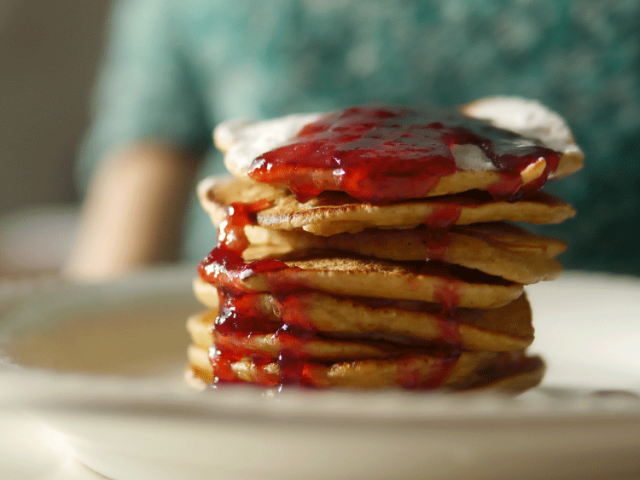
[249,105,560,203]
[198,198,471,389]
[197,105,550,388]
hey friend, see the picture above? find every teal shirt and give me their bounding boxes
[79,0,640,274]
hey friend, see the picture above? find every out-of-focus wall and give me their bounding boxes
[0,0,111,215]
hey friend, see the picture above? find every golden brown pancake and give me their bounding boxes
[187,340,543,392]
[216,97,583,196]
[187,344,214,384]
[455,222,566,256]
[199,176,576,236]
[461,96,584,180]
[238,223,564,284]
[201,251,523,309]
[243,222,567,259]
[457,352,546,393]
[186,342,497,389]
[223,351,499,389]
[187,312,398,359]
[192,282,533,352]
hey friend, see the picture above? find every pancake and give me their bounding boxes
[216,97,583,198]
[187,341,542,392]
[199,176,575,236]
[455,222,566,256]
[457,352,546,393]
[186,342,498,388]
[243,222,567,259]
[200,252,523,309]
[187,344,214,384]
[461,97,584,180]
[192,280,533,352]
[237,223,564,284]
[187,311,398,359]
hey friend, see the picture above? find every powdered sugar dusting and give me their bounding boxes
[450,144,495,171]
[215,113,322,178]
[462,96,584,176]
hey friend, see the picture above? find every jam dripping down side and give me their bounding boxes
[198,200,464,389]
[423,203,463,230]
[249,105,561,204]
[198,200,290,385]
[198,199,289,293]
[207,289,466,389]
[396,355,459,390]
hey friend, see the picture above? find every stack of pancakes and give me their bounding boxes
[187,97,583,392]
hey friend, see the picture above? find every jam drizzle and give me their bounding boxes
[249,105,560,204]
[198,200,289,294]
[195,105,557,388]
[198,198,467,389]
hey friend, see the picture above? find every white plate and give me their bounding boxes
[1,267,639,480]
[0,408,104,480]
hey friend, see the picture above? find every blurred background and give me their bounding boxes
[0,0,111,276]
[1,0,639,280]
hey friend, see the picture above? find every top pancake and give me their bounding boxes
[199,175,576,236]
[215,96,583,199]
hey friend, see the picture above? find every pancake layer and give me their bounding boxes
[189,289,534,352]
[217,97,583,197]
[199,176,576,236]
